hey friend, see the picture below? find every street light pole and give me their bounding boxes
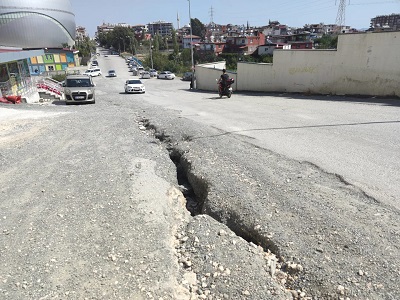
[188,0,195,88]
[150,38,154,69]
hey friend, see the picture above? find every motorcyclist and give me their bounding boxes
[218,69,229,92]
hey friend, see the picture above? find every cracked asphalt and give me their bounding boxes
[0,51,399,299]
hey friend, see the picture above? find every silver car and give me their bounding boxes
[149,69,158,77]
[64,75,95,104]
[108,70,117,77]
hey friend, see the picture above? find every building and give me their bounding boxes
[182,35,202,49]
[148,21,174,37]
[0,0,77,102]
[258,42,286,56]
[0,0,76,48]
[96,22,140,35]
[0,48,44,98]
[198,42,226,56]
[28,48,80,74]
[225,32,266,55]
[370,13,400,31]
[76,26,88,42]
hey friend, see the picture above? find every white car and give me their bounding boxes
[141,71,151,79]
[124,79,145,94]
[149,69,158,77]
[157,71,175,80]
[84,68,102,77]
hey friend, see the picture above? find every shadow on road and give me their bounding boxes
[184,89,400,107]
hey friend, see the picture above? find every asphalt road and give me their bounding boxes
[113,59,400,210]
[0,50,399,299]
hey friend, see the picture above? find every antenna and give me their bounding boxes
[209,6,214,24]
[335,0,350,32]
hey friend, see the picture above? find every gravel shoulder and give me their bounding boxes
[0,104,191,299]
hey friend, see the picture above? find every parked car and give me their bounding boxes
[182,72,193,81]
[157,71,175,80]
[108,70,117,77]
[124,79,145,94]
[141,71,151,79]
[64,75,96,105]
[149,69,158,77]
[91,60,99,67]
[83,68,102,77]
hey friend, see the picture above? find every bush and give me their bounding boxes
[51,74,67,82]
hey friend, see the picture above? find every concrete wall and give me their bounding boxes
[195,62,237,91]
[196,31,400,97]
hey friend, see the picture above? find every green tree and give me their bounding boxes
[180,48,192,68]
[108,26,135,53]
[75,36,95,57]
[97,31,111,48]
[314,34,338,49]
[218,53,240,71]
[171,30,179,54]
[191,18,205,40]
[152,34,160,52]
[261,55,273,63]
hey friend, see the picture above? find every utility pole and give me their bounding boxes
[335,0,349,33]
[209,6,214,24]
[149,38,153,69]
[188,0,195,88]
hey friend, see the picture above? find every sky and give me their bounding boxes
[70,0,400,37]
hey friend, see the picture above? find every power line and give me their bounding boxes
[350,1,400,5]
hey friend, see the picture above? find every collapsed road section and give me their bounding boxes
[140,116,400,299]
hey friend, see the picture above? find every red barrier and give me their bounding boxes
[1,95,22,104]
[0,97,12,104]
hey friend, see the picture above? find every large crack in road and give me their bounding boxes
[139,115,400,299]
[143,118,279,250]
[141,118,302,296]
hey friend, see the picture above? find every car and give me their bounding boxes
[141,71,151,79]
[108,70,117,77]
[182,72,193,81]
[91,60,99,67]
[63,75,96,105]
[124,79,145,94]
[83,68,102,77]
[149,69,158,77]
[157,71,175,80]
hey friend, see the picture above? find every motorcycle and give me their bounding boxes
[217,78,235,98]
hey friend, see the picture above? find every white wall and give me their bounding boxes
[195,62,237,91]
[196,31,400,97]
